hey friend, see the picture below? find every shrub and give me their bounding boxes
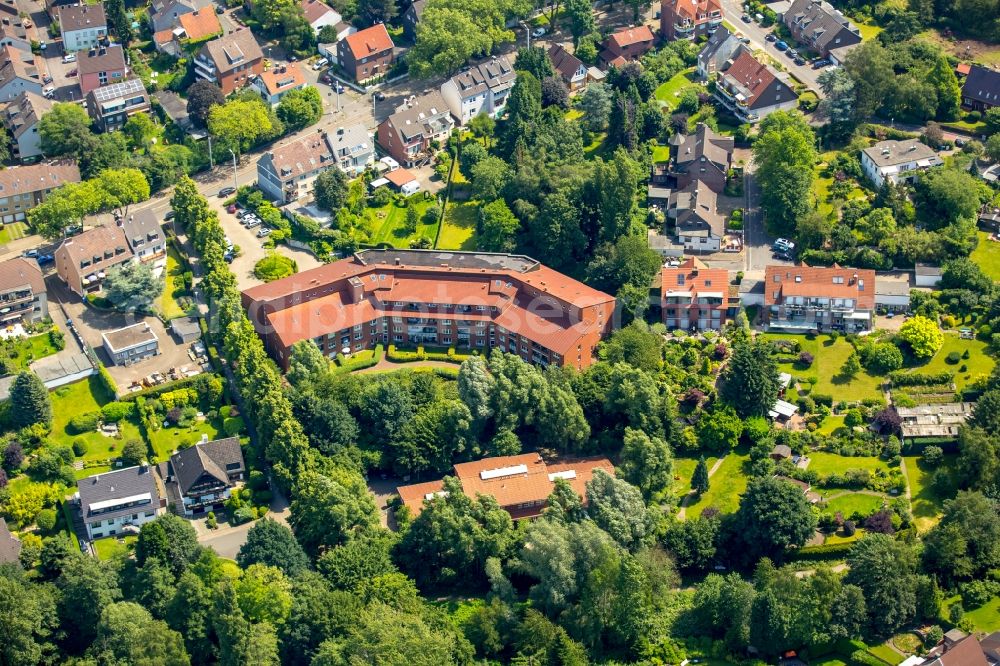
[35,508,57,532]
[961,580,998,608]
[206,511,217,529]
[68,412,101,434]
[223,416,244,437]
[101,402,135,422]
[813,393,833,408]
[925,626,943,646]
[97,364,118,398]
[945,351,961,364]
[923,445,944,466]
[231,505,254,525]
[844,409,864,428]
[253,253,297,282]
[843,520,856,536]
[71,439,88,457]
[798,351,814,367]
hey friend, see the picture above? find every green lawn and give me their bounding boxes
[904,454,956,532]
[760,333,884,402]
[437,200,478,251]
[685,451,750,517]
[654,67,698,111]
[159,246,189,321]
[49,378,144,465]
[813,160,867,220]
[93,535,136,561]
[817,415,847,435]
[898,333,995,391]
[365,195,438,247]
[972,231,1000,282]
[0,222,29,245]
[824,492,885,518]
[652,144,671,163]
[673,455,718,497]
[868,642,904,665]
[5,331,60,370]
[146,417,224,463]
[855,22,882,40]
[943,594,1000,632]
[808,451,890,476]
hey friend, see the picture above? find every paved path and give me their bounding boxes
[355,358,463,374]
[197,491,290,560]
[794,562,849,578]
[898,457,912,501]
[677,456,727,520]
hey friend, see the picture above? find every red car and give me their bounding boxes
[67,68,77,77]
[227,204,237,214]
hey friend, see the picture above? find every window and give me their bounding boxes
[833,276,844,284]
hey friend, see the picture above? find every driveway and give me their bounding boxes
[197,490,290,559]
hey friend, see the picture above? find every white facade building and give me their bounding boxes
[76,466,162,540]
[861,139,944,189]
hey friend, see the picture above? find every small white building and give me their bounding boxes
[874,272,911,313]
[102,322,159,366]
[769,398,799,421]
[861,139,944,189]
[915,263,942,288]
[76,466,162,540]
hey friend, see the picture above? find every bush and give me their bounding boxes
[798,351,814,367]
[35,508,57,532]
[231,505,254,525]
[71,439,88,457]
[253,253,297,282]
[890,371,953,387]
[101,402,135,422]
[206,511,217,529]
[813,393,833,408]
[223,416,244,437]
[960,580,998,608]
[945,351,961,364]
[925,626,943,646]
[791,541,854,561]
[923,445,944,466]
[97,364,118,398]
[68,412,101,434]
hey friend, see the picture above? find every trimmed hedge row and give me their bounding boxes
[889,371,954,387]
[119,373,223,403]
[385,344,471,364]
[97,363,118,399]
[788,541,855,561]
[335,344,384,372]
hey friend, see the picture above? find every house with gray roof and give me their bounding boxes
[2,91,52,161]
[671,123,734,193]
[75,465,162,540]
[0,517,21,564]
[148,0,196,32]
[161,436,245,516]
[697,26,744,79]
[783,0,861,58]
[118,208,166,264]
[669,180,725,252]
[440,56,515,125]
[860,139,943,188]
[376,91,455,167]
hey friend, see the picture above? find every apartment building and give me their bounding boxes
[661,0,723,40]
[194,29,264,95]
[376,91,455,167]
[86,77,150,132]
[860,139,944,188]
[119,209,166,263]
[440,56,515,125]
[241,249,617,371]
[336,23,393,84]
[251,62,307,105]
[78,44,128,97]
[763,264,876,332]
[2,91,51,161]
[256,124,374,202]
[783,0,861,59]
[0,256,47,324]
[0,46,43,101]
[697,26,743,78]
[661,258,734,331]
[0,161,80,224]
[59,4,107,52]
[397,453,615,519]
[600,25,657,67]
[714,50,798,123]
[670,123,734,192]
[55,224,134,296]
[75,465,162,540]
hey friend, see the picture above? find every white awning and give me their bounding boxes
[88,492,151,512]
[845,312,871,320]
[548,470,577,481]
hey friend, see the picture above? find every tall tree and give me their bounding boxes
[105,0,134,44]
[752,111,817,237]
[187,81,226,128]
[103,260,163,312]
[692,456,710,494]
[0,573,58,665]
[237,518,311,577]
[313,168,349,213]
[8,371,51,429]
[845,533,917,636]
[720,340,780,418]
[735,477,817,562]
[477,199,520,252]
[289,469,379,555]
[89,602,189,666]
[585,469,653,551]
[563,0,595,46]
[619,427,673,501]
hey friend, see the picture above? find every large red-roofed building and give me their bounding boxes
[241,249,616,370]
[661,0,722,40]
[661,258,736,331]
[397,453,615,519]
[336,23,393,84]
[763,263,875,333]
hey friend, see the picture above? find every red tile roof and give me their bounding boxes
[955,62,971,76]
[607,24,655,48]
[668,0,723,22]
[384,167,416,187]
[764,263,876,310]
[178,6,221,41]
[343,23,393,60]
[255,61,305,95]
[661,257,730,298]
[723,50,777,102]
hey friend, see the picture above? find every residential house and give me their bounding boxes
[59,4,107,52]
[828,42,859,66]
[600,25,656,68]
[78,44,128,97]
[241,248,617,371]
[661,0,723,41]
[548,44,588,91]
[397,453,615,519]
[2,91,52,161]
[177,7,222,43]
[440,56,515,125]
[148,0,196,33]
[0,23,32,54]
[300,0,342,34]
[0,256,47,324]
[55,224,134,296]
[783,0,861,59]
[0,161,80,224]
[915,263,942,288]
[671,123,734,192]
[763,263,876,332]
[44,0,75,21]
[917,631,994,666]
[660,257,735,330]
[376,91,455,167]
[161,436,245,516]
[860,139,943,188]
[696,26,743,78]
[256,124,374,202]
[195,29,264,95]
[337,23,394,84]
[896,403,974,443]
[961,65,1000,112]
[402,0,426,40]
[669,180,725,252]
[0,517,20,564]
[251,62,307,105]
[0,46,43,101]
[102,322,159,365]
[119,209,166,263]
[86,78,150,132]
[874,272,911,313]
[714,50,798,123]
[75,465,162,540]
[153,28,183,57]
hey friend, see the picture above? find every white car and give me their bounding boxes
[531,27,546,37]
[62,53,76,63]
[312,58,328,71]
[257,228,271,237]
[42,86,55,99]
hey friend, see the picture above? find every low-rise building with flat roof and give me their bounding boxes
[102,322,159,366]
[896,402,974,442]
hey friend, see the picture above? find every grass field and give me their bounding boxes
[93,535,136,561]
[808,451,890,476]
[0,222,29,245]
[146,418,224,463]
[824,492,885,518]
[6,331,60,370]
[868,642,904,665]
[813,157,868,219]
[943,594,1000,632]
[904,454,956,532]
[971,231,1000,281]
[438,200,478,251]
[899,333,995,391]
[685,451,750,517]
[652,144,671,163]
[673,455,718,497]
[818,415,847,435]
[760,333,884,402]
[365,196,438,247]
[654,67,699,111]
[159,246,189,321]
[49,378,143,463]
[855,22,882,40]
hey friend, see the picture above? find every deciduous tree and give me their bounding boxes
[104,260,163,312]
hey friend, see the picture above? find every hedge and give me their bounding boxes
[788,541,855,561]
[335,344,384,372]
[385,344,470,364]
[889,371,954,387]
[119,373,224,403]
[97,363,118,399]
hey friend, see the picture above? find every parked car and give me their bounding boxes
[62,53,76,63]
[794,57,805,66]
[42,86,55,99]
[22,249,38,258]
[312,57,328,71]
[42,74,52,84]
[164,210,175,220]
[257,227,272,237]
[531,27,546,37]
[374,91,385,101]
[786,49,798,58]
[765,33,777,42]
[955,138,966,147]
[773,251,792,261]
[741,13,751,21]
[774,238,795,250]
[66,68,77,77]
[36,254,54,266]
[223,252,234,263]
[812,58,830,68]
[218,187,236,197]
[246,218,261,229]
[775,40,788,50]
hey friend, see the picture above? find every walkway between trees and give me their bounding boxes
[676,456,728,521]
[355,358,462,373]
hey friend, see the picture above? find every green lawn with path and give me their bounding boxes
[146,418,224,463]
[654,67,698,111]
[365,195,438,247]
[438,200,478,251]
[897,333,994,391]
[760,333,884,402]
[685,451,750,517]
[824,492,885,518]
[972,231,1000,282]
[5,331,60,370]
[904,454,956,532]
[93,535,136,561]
[49,378,144,466]
[808,451,890,476]
[673,455,717,497]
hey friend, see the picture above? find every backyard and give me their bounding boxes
[3,330,61,371]
[49,377,144,471]
[673,455,717,498]
[808,451,890,476]
[684,450,750,517]
[761,332,885,402]
[0,221,29,245]
[942,594,1000,632]
[93,534,136,561]
[654,67,699,112]
[972,231,1000,282]
[158,246,191,321]
[897,333,994,391]
[364,195,439,247]
[903,454,956,532]
[146,417,225,462]
[438,200,478,251]
[823,491,885,518]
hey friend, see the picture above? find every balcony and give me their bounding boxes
[674,21,695,35]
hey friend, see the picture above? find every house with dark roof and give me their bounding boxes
[600,25,657,67]
[0,517,20,564]
[661,0,723,40]
[78,44,128,97]
[697,26,743,78]
[337,23,394,84]
[0,161,79,224]
[440,56,515,124]
[118,209,166,264]
[86,77,150,133]
[763,263,875,332]
[149,0,196,33]
[783,0,861,59]
[714,50,798,123]
[161,436,246,516]
[403,0,427,40]
[917,633,992,666]
[549,44,588,91]
[0,256,46,324]
[376,91,455,167]
[0,46,43,101]
[670,123,734,192]
[75,465,162,540]
[961,64,1000,113]
[669,180,725,252]
[2,91,52,161]
[194,29,264,95]
[59,3,107,52]
[55,224,133,296]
